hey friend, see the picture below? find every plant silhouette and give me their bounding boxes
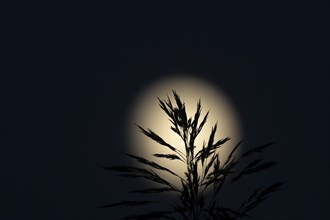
[101,91,283,220]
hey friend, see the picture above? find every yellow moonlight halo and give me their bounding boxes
[127,75,242,187]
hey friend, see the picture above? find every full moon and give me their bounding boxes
[126,75,242,187]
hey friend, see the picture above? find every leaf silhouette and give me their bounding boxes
[197,111,209,135]
[203,154,218,179]
[238,182,284,215]
[222,141,242,168]
[191,99,202,131]
[231,161,278,183]
[103,165,177,189]
[126,154,182,179]
[153,153,182,161]
[241,143,273,158]
[136,126,178,153]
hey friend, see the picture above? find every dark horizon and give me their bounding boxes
[1,1,329,219]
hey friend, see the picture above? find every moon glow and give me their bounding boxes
[126,75,242,187]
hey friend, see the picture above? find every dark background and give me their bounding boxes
[1,1,329,219]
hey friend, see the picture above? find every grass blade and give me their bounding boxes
[241,143,273,158]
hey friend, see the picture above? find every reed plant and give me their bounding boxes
[101,91,283,220]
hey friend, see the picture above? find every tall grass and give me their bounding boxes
[101,91,283,220]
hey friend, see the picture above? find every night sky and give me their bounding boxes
[1,1,329,219]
